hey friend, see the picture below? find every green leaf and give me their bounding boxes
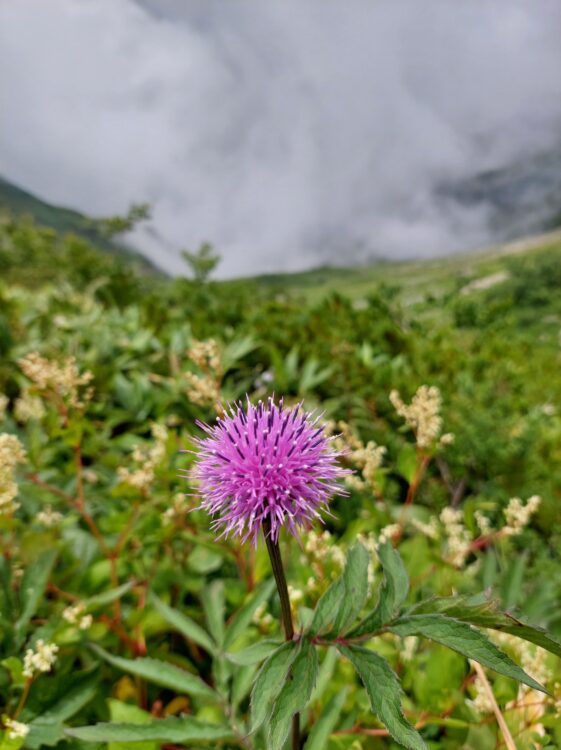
[397,444,418,484]
[350,542,409,636]
[501,552,527,610]
[308,577,344,637]
[310,647,338,704]
[66,717,232,743]
[1,657,24,687]
[107,700,157,750]
[268,639,319,750]
[84,582,135,609]
[250,641,299,733]
[34,672,98,723]
[309,544,370,637]
[25,724,63,750]
[226,640,281,666]
[201,580,225,648]
[332,543,370,634]
[149,591,216,654]
[390,614,546,693]
[223,578,275,650]
[303,689,347,750]
[26,673,99,748]
[15,550,56,639]
[90,645,218,701]
[231,663,258,710]
[411,595,561,660]
[187,546,224,575]
[339,646,426,750]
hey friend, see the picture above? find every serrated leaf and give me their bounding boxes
[34,672,99,724]
[149,591,216,654]
[250,641,299,733]
[411,595,561,660]
[226,639,281,666]
[303,689,347,750]
[310,647,338,704]
[332,543,369,634]
[107,700,157,750]
[25,723,64,749]
[201,580,225,647]
[268,639,319,750]
[231,663,258,710]
[390,614,546,693]
[65,717,232,743]
[90,645,218,701]
[15,550,56,639]
[308,578,344,636]
[339,646,426,750]
[223,578,275,650]
[350,542,409,636]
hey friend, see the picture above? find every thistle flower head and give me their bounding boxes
[189,397,349,544]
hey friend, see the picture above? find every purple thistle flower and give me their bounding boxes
[188,397,349,544]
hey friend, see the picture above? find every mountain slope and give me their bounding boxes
[0,175,155,269]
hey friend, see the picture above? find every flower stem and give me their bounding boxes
[263,519,299,749]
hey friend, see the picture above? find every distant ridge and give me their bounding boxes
[0,175,157,271]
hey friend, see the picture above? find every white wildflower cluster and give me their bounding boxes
[62,602,93,630]
[390,385,453,449]
[83,469,99,484]
[469,669,494,715]
[184,372,221,407]
[410,516,439,540]
[14,389,46,423]
[493,633,550,736]
[252,603,273,629]
[401,636,419,663]
[117,423,168,493]
[163,493,190,525]
[503,495,541,536]
[36,505,63,527]
[23,640,59,678]
[0,433,26,516]
[287,585,305,618]
[0,394,8,422]
[4,718,30,740]
[18,352,93,409]
[474,510,492,536]
[440,507,472,568]
[379,524,401,544]
[184,339,222,407]
[326,421,386,494]
[187,339,222,373]
[304,530,346,584]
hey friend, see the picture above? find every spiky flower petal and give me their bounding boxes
[188,397,349,544]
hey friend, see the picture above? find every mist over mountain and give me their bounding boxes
[1,0,560,277]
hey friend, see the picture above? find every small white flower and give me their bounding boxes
[22,639,59,678]
[4,718,29,739]
[36,505,63,527]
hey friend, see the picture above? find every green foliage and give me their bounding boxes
[181,242,221,282]
[1,214,561,749]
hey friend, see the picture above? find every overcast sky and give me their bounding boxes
[1,0,561,276]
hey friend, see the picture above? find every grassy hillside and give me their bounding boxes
[0,175,155,270]
[239,228,561,307]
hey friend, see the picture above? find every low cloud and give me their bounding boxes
[1,0,560,276]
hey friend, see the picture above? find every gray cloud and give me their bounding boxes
[1,0,560,276]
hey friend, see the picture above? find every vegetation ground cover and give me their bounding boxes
[1,213,561,749]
